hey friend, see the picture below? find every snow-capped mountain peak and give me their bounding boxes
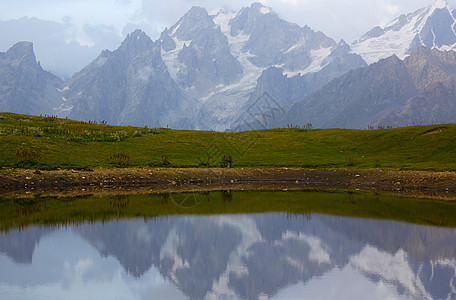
[352,0,456,64]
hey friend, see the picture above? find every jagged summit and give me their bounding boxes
[229,2,278,37]
[352,0,456,64]
[3,41,36,63]
[170,6,215,41]
[125,29,150,40]
[247,2,274,15]
[0,41,62,116]
[433,0,449,9]
[121,29,153,48]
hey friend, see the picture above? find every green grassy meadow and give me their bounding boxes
[1,112,455,170]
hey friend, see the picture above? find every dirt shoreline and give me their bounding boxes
[0,167,455,200]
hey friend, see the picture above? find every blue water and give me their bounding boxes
[1,213,455,299]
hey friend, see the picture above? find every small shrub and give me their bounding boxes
[109,131,129,142]
[144,128,158,135]
[161,155,170,166]
[133,131,143,137]
[117,131,128,140]
[374,158,381,167]
[220,154,232,168]
[345,157,355,167]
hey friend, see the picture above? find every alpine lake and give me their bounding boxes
[1,189,456,300]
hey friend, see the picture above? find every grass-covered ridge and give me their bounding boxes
[0,112,455,170]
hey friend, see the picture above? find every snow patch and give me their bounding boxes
[161,36,192,81]
[218,50,263,94]
[350,245,431,299]
[434,0,448,10]
[284,46,332,76]
[54,103,73,113]
[212,10,236,36]
[159,227,191,274]
[171,23,181,36]
[57,86,69,92]
[284,37,305,54]
[352,1,456,64]
[208,216,263,299]
[281,231,331,264]
[260,7,271,15]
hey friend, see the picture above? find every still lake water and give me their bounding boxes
[1,191,456,299]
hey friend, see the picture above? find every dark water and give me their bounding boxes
[1,200,456,299]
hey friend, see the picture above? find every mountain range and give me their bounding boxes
[1,0,456,130]
[2,213,456,299]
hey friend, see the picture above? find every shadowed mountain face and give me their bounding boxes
[270,47,456,129]
[62,30,195,128]
[0,42,62,116]
[228,2,335,71]
[1,213,456,299]
[158,6,243,97]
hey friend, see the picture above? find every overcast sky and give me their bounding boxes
[0,0,449,78]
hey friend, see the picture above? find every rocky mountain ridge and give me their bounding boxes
[61,30,195,128]
[0,42,62,116]
[276,47,456,129]
[352,0,456,63]
[1,1,456,129]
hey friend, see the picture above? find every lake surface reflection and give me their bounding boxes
[1,212,456,300]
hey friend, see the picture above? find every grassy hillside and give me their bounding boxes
[0,112,455,171]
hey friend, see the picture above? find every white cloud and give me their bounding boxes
[385,5,400,15]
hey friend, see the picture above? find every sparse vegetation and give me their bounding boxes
[14,150,42,168]
[198,155,213,167]
[109,153,131,167]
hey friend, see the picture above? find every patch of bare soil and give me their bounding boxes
[422,126,448,135]
[0,168,455,200]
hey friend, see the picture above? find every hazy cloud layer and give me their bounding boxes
[0,17,122,79]
[0,0,449,77]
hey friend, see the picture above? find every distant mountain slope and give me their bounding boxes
[352,0,456,64]
[173,3,364,130]
[379,47,456,126]
[158,6,243,97]
[60,30,195,128]
[226,2,335,72]
[0,42,62,116]
[245,40,367,116]
[278,47,456,129]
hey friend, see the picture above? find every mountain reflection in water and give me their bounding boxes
[1,213,455,300]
